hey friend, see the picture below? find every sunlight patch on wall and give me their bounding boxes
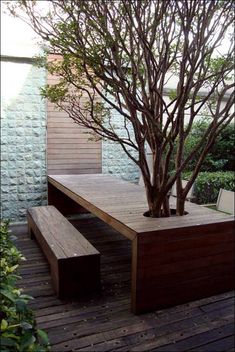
[1,62,32,110]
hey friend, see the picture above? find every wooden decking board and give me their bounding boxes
[200,296,235,313]
[12,219,234,351]
[38,303,131,331]
[36,298,130,323]
[189,335,235,352]
[19,266,50,275]
[80,322,235,352]
[18,274,51,284]
[126,313,234,352]
[57,307,230,351]
[146,323,234,351]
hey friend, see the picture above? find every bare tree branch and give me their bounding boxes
[7,0,235,217]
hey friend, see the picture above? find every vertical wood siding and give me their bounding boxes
[46,55,102,175]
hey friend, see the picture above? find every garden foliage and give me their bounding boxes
[0,220,50,352]
[184,122,235,172]
[182,122,235,204]
[184,171,235,204]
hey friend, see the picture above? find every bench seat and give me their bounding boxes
[27,205,100,298]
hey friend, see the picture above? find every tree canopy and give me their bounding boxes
[8,0,235,217]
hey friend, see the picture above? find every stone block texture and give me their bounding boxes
[1,61,47,222]
[102,105,140,183]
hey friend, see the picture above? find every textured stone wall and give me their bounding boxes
[102,107,140,183]
[1,60,47,222]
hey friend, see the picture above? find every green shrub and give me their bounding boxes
[0,220,50,352]
[184,122,235,172]
[183,171,235,204]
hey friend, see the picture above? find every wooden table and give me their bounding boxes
[48,174,234,313]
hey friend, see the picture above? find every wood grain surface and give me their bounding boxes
[13,221,235,352]
[47,174,235,313]
[27,206,100,298]
[46,54,102,175]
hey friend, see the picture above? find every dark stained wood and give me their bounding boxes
[48,175,138,240]
[48,174,235,313]
[151,323,234,351]
[48,174,233,236]
[27,206,100,298]
[133,222,234,313]
[13,221,234,352]
[48,182,89,215]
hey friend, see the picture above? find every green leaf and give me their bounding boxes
[0,336,18,347]
[31,345,48,352]
[15,299,28,313]
[1,332,20,340]
[1,319,8,331]
[20,332,36,350]
[8,264,19,273]
[0,289,16,302]
[37,329,49,346]
[19,294,34,301]
[20,321,33,330]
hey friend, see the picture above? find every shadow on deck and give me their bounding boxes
[12,216,234,352]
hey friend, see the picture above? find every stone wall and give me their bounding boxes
[1,59,47,222]
[102,141,139,183]
[102,107,140,183]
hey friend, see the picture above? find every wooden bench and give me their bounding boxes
[27,205,100,298]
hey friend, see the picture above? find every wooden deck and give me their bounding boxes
[13,218,234,352]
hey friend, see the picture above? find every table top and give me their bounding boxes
[48,174,233,240]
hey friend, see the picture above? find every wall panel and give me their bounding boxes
[47,55,102,175]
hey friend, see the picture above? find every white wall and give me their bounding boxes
[1,4,47,222]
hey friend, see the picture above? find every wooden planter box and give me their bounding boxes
[132,213,234,313]
[48,175,234,314]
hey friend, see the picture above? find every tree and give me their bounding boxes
[8,0,235,217]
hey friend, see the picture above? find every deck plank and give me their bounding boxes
[12,218,234,352]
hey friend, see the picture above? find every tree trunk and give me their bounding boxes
[162,194,171,217]
[176,196,185,216]
[145,184,171,218]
